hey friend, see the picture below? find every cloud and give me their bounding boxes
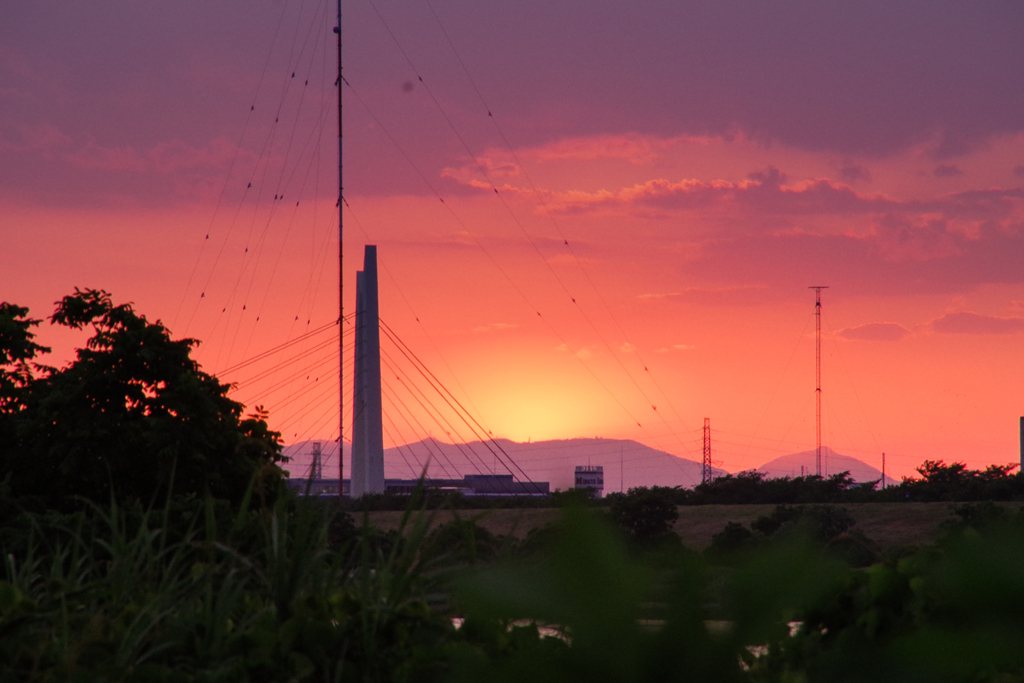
[934,164,965,178]
[839,164,870,182]
[554,343,599,360]
[469,322,519,334]
[929,312,1024,335]
[63,138,247,175]
[837,322,911,341]
[1013,165,1024,177]
[526,133,671,165]
[441,134,698,187]
[65,142,145,171]
[538,167,888,218]
[873,214,961,262]
[639,286,772,306]
[678,222,1024,298]
[654,344,695,353]
[0,122,72,153]
[480,167,1024,295]
[620,342,635,353]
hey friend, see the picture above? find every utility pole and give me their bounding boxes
[809,286,828,477]
[702,418,712,485]
[620,443,624,493]
[335,0,344,497]
[881,452,886,489]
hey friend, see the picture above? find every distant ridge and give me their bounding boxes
[283,437,724,491]
[756,447,883,484]
[384,437,725,491]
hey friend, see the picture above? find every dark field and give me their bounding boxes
[366,501,1024,549]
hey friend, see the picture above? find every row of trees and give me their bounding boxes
[600,462,1024,509]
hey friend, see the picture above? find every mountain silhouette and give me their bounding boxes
[283,437,724,491]
[756,447,883,483]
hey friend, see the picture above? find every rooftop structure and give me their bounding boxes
[574,465,604,497]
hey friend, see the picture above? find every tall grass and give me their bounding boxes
[5,494,1024,682]
[0,489,455,682]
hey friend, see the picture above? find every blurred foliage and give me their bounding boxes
[606,486,680,547]
[707,505,881,568]
[0,489,455,682]
[2,488,1024,680]
[756,504,1024,682]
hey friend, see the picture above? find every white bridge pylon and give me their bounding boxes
[350,244,385,496]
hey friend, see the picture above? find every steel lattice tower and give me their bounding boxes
[809,286,828,477]
[702,417,712,485]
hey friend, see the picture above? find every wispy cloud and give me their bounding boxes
[639,286,770,306]
[63,138,249,174]
[654,344,695,353]
[470,322,519,334]
[555,343,599,359]
[837,322,911,341]
[934,164,965,178]
[929,311,1024,335]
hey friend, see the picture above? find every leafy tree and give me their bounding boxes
[889,459,1024,502]
[0,288,284,504]
[606,486,680,544]
[551,486,600,507]
[689,470,877,505]
[0,303,51,411]
[707,505,876,567]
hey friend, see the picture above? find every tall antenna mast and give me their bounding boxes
[335,0,344,496]
[809,286,828,476]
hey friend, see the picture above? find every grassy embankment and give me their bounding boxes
[365,501,1024,549]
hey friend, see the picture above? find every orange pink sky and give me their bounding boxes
[4,1,1024,479]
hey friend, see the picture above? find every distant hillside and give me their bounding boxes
[756,447,883,484]
[283,437,724,491]
[383,437,725,492]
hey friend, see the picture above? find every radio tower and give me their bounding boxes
[702,417,712,484]
[809,286,828,477]
[335,0,344,496]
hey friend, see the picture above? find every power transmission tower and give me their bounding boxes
[702,417,712,484]
[809,286,828,477]
[311,441,323,479]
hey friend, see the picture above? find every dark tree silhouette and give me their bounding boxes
[0,289,284,504]
[607,486,679,543]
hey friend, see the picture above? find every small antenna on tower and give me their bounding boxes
[809,286,828,477]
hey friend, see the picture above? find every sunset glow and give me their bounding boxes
[5,1,1024,482]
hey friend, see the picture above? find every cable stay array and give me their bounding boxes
[167,0,903,489]
[220,310,539,491]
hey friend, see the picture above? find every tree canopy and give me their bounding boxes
[0,289,284,504]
